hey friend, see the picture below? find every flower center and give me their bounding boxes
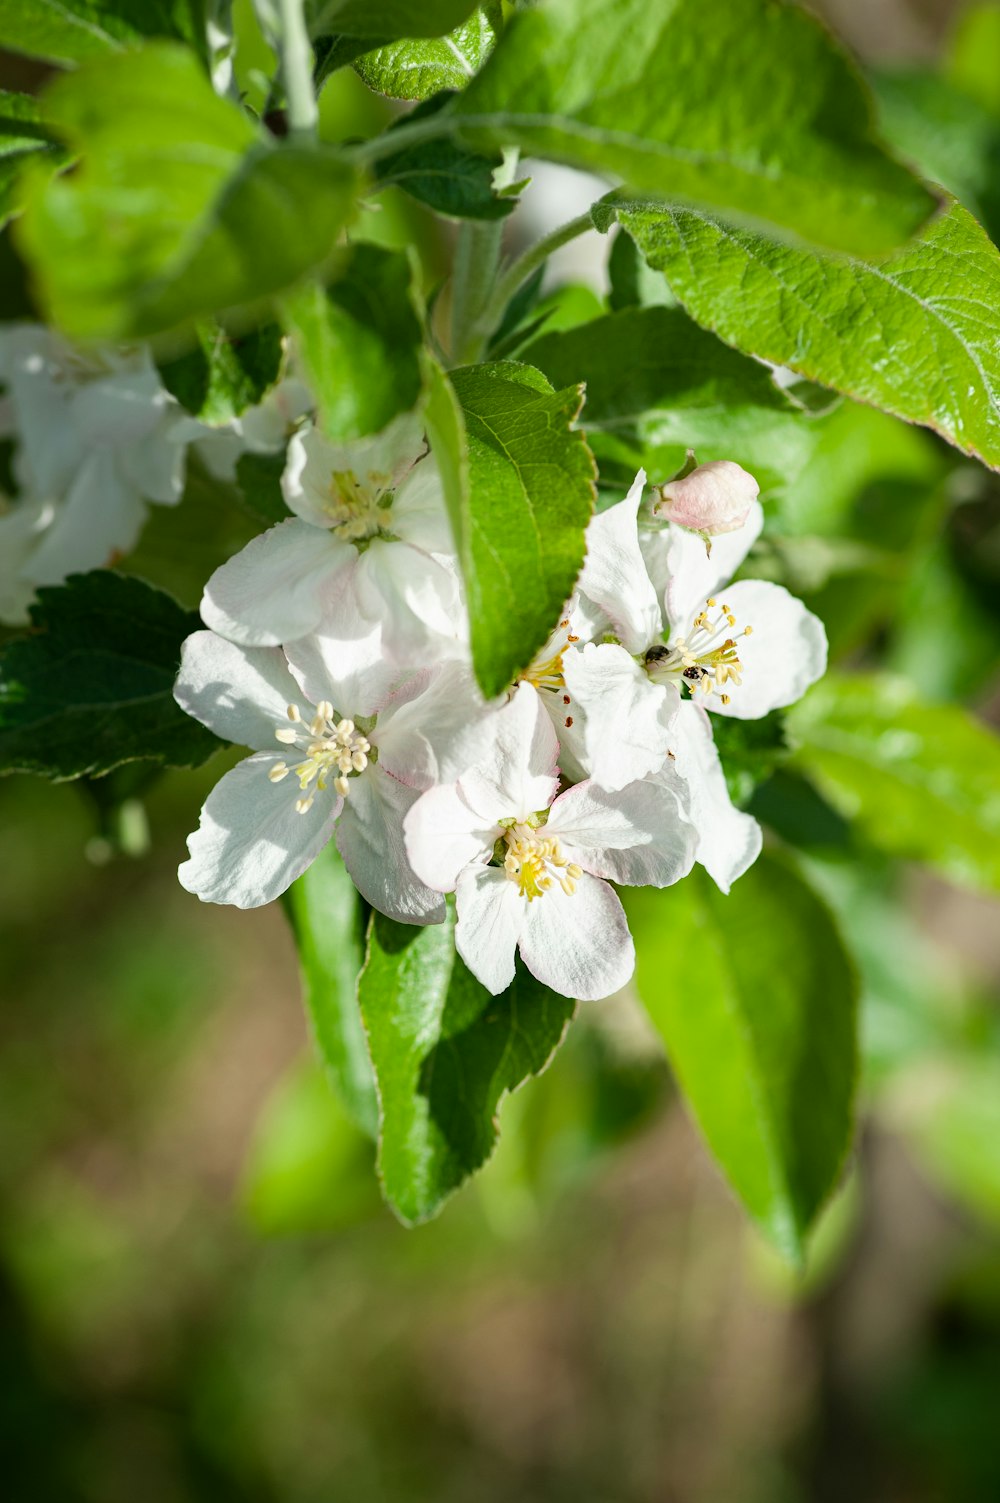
[644,597,752,707]
[268,702,373,812]
[502,822,582,901]
[522,614,580,695]
[325,471,394,543]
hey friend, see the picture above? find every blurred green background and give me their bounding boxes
[4,1,1000,1500]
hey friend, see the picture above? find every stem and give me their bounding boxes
[345,115,454,166]
[275,0,318,139]
[479,211,594,336]
[449,219,507,366]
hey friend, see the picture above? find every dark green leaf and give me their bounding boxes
[157,321,285,425]
[282,245,423,442]
[0,90,66,229]
[445,360,596,697]
[627,854,858,1261]
[787,672,1000,892]
[283,843,378,1137]
[619,198,1000,472]
[17,44,358,341]
[235,450,293,527]
[359,906,575,1224]
[354,6,501,100]
[710,710,789,808]
[0,571,219,779]
[0,0,209,67]
[448,0,935,255]
[375,95,512,221]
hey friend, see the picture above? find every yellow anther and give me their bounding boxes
[268,762,289,782]
[275,727,298,744]
[287,704,301,722]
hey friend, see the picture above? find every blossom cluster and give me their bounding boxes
[171,388,828,1003]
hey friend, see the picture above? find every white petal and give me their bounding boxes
[457,682,560,823]
[353,538,464,663]
[454,865,524,995]
[546,777,696,888]
[0,499,54,623]
[69,367,165,449]
[403,781,497,891]
[519,875,634,1002]
[705,579,828,719]
[578,469,662,652]
[179,752,341,908]
[117,408,191,504]
[200,518,354,646]
[390,455,457,557]
[669,701,762,893]
[335,767,445,924]
[24,449,147,585]
[174,631,305,751]
[375,660,504,790]
[280,425,340,527]
[283,604,396,718]
[664,497,764,633]
[561,642,678,792]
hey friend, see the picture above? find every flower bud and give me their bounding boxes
[653,460,759,536]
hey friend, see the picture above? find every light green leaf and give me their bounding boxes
[626,854,858,1261]
[787,673,1000,892]
[282,244,423,442]
[283,843,378,1137]
[308,0,480,40]
[0,571,219,779]
[522,305,818,493]
[0,0,209,66]
[359,907,575,1224]
[444,361,596,698]
[948,1,1000,117]
[354,6,500,100]
[157,321,284,425]
[619,198,1000,472]
[17,44,358,341]
[0,91,66,229]
[448,0,935,255]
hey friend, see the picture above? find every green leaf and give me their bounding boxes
[17,43,358,341]
[522,305,818,493]
[0,0,209,67]
[447,0,935,255]
[710,711,789,808]
[283,843,378,1137]
[282,244,423,442]
[445,360,596,698]
[157,321,284,425]
[235,450,293,527]
[358,906,575,1224]
[948,1,1000,117]
[626,854,858,1261]
[308,0,480,40]
[354,6,501,100]
[0,91,66,229]
[0,571,219,780]
[619,198,1000,472]
[786,673,1000,893]
[375,95,512,221]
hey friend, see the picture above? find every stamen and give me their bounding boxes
[502,825,581,901]
[644,595,752,705]
[265,701,375,812]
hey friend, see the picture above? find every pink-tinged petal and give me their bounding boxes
[174,631,306,751]
[653,460,758,535]
[705,579,828,720]
[335,766,445,924]
[669,701,761,893]
[578,470,662,652]
[458,682,560,823]
[376,661,505,790]
[403,781,497,892]
[546,776,696,888]
[178,753,341,908]
[454,865,524,995]
[664,498,764,633]
[562,642,678,792]
[201,519,355,646]
[518,875,634,1001]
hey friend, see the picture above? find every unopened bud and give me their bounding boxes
[653,460,759,536]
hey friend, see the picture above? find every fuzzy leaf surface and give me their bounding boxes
[359,906,575,1224]
[354,6,500,99]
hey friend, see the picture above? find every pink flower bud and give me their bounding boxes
[653,460,759,535]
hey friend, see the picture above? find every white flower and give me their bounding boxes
[174,632,495,920]
[404,683,697,1000]
[520,470,681,792]
[0,325,197,620]
[200,416,465,673]
[653,459,758,537]
[649,497,828,720]
[667,700,762,893]
[193,374,315,481]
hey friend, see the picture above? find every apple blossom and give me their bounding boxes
[404,683,697,1000]
[174,633,495,921]
[193,372,315,482]
[653,458,759,537]
[199,415,465,672]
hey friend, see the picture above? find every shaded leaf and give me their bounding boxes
[235,450,293,527]
[375,94,512,221]
[158,321,284,425]
[308,0,480,41]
